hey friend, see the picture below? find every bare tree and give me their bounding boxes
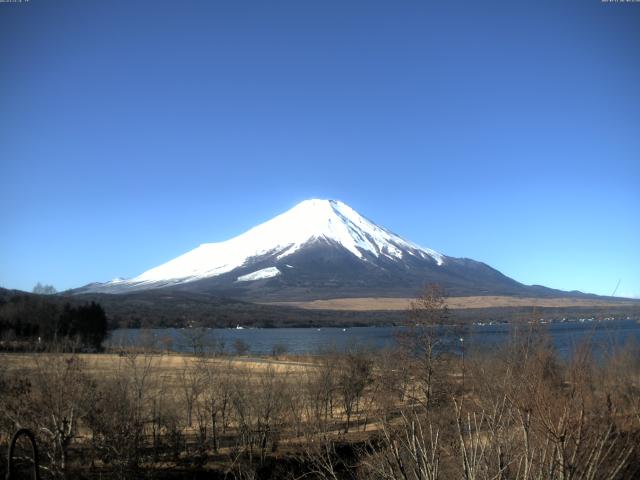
[11,351,93,475]
[32,282,57,295]
[178,357,205,428]
[363,409,441,480]
[337,347,372,433]
[233,339,250,356]
[404,284,449,409]
[304,356,337,434]
[271,343,288,359]
[202,359,231,452]
[180,327,208,355]
[83,350,157,477]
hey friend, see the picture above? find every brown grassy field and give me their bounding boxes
[267,295,639,311]
[0,352,315,377]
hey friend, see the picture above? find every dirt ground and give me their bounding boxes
[267,295,639,311]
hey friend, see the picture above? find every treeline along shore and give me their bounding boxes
[1,287,639,338]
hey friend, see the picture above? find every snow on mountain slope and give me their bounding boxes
[92,199,444,291]
[236,267,281,282]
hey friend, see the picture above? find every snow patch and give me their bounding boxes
[236,267,281,282]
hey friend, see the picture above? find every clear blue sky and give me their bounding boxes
[1,1,638,297]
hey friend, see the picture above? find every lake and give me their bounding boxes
[107,318,640,358]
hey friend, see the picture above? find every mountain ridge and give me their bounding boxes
[73,199,610,301]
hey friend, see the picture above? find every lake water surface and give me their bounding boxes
[108,319,640,358]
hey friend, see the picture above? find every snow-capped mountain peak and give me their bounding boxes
[84,199,444,292]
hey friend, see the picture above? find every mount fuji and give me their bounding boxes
[76,199,578,301]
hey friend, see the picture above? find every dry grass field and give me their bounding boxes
[0,351,314,374]
[0,352,317,396]
[268,295,639,311]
